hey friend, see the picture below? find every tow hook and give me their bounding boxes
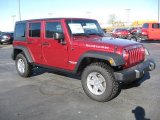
[149,62,155,71]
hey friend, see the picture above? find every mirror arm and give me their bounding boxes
[59,39,66,45]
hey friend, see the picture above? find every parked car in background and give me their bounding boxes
[128,27,142,34]
[111,27,143,42]
[127,27,142,42]
[0,32,14,44]
[111,28,130,39]
[141,22,160,40]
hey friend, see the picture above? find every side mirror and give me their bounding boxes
[53,32,64,40]
[53,32,66,45]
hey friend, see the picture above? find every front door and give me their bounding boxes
[42,20,69,69]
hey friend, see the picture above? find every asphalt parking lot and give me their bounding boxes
[0,42,160,120]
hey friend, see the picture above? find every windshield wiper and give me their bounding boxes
[88,33,104,37]
[72,33,89,37]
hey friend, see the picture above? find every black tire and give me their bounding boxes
[81,62,119,102]
[130,36,137,41]
[15,53,32,77]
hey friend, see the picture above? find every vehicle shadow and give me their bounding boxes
[31,67,151,101]
[111,72,150,100]
[121,72,150,89]
[132,106,150,120]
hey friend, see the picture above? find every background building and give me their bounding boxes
[132,20,158,26]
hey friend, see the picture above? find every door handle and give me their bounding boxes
[27,41,32,44]
[42,42,49,46]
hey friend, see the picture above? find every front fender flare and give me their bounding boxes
[75,51,125,72]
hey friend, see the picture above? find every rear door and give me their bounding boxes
[149,23,160,40]
[27,21,42,64]
[42,20,69,69]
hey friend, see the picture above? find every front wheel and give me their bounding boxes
[81,62,119,102]
[130,36,137,41]
[15,53,32,77]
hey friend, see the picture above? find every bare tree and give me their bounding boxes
[107,14,117,26]
[114,21,125,27]
[108,14,125,27]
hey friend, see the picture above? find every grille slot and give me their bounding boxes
[126,46,145,66]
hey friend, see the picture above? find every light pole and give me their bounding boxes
[158,0,159,22]
[12,15,16,30]
[125,9,131,25]
[18,0,21,20]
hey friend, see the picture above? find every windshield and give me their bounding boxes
[66,19,104,36]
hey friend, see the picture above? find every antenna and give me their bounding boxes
[70,18,74,50]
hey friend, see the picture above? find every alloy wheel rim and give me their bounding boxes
[17,59,25,73]
[87,72,106,95]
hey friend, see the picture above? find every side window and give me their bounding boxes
[29,22,41,37]
[45,22,63,38]
[152,23,160,29]
[142,23,149,28]
[15,22,26,41]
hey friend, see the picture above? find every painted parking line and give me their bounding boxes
[150,43,160,45]
[0,45,13,49]
[0,62,14,66]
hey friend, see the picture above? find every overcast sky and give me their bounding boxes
[0,0,158,31]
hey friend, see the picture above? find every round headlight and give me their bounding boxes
[122,50,129,60]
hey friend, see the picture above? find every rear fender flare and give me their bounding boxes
[12,46,34,63]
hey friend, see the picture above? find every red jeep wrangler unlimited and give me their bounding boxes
[12,18,155,102]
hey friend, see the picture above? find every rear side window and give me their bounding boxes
[152,23,160,29]
[29,22,41,37]
[45,22,63,38]
[142,23,149,28]
[15,22,26,41]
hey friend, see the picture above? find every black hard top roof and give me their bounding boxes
[16,18,95,23]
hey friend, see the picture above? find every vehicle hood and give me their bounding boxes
[75,37,140,48]
[100,37,138,46]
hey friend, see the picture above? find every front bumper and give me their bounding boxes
[114,59,156,83]
[140,35,148,40]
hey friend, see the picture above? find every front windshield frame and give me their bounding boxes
[65,19,104,37]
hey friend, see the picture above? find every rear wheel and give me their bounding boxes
[81,62,119,102]
[15,53,32,77]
